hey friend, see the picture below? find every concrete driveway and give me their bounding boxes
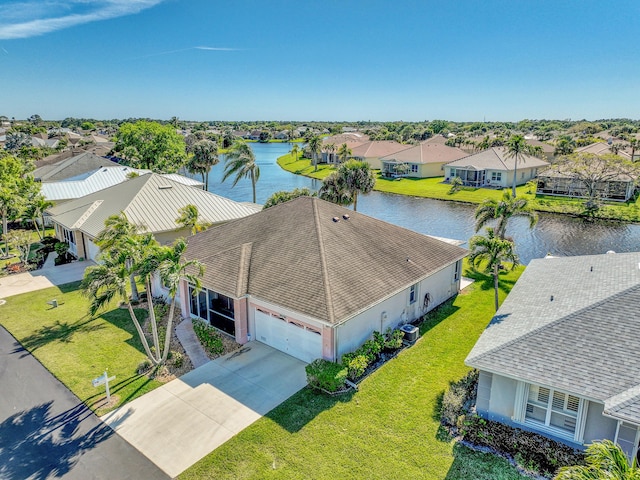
[0,260,92,298]
[101,342,307,478]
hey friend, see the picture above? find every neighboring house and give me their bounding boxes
[380,141,468,178]
[46,173,260,263]
[576,143,633,161]
[444,147,549,188]
[31,136,60,149]
[536,163,636,201]
[349,140,409,169]
[321,133,369,164]
[466,252,640,460]
[33,152,121,182]
[180,196,466,363]
[40,166,204,204]
[525,138,556,162]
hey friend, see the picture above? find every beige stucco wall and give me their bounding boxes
[416,163,446,178]
[487,373,518,420]
[583,401,617,444]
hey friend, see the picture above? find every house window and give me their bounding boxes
[450,168,456,178]
[454,260,461,281]
[525,385,581,439]
[409,284,418,304]
[411,164,419,173]
[491,172,502,182]
[188,283,236,336]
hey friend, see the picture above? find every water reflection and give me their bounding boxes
[198,142,640,264]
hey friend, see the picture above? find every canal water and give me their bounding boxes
[197,142,640,265]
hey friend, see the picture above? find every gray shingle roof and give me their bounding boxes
[33,152,121,182]
[185,196,467,325]
[445,147,549,171]
[466,252,640,421]
[47,174,259,238]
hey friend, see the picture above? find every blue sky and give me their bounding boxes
[1,0,638,122]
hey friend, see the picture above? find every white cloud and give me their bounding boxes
[0,0,165,40]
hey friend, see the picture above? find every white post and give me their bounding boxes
[104,370,111,402]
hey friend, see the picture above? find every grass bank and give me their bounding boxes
[277,154,640,222]
[0,281,162,415]
[180,263,528,480]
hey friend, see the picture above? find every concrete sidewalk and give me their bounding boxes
[102,342,307,478]
[0,257,93,298]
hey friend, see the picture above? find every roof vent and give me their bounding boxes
[606,250,616,254]
[332,217,340,222]
[342,214,350,220]
[590,266,593,272]
[550,295,554,301]
[158,185,172,190]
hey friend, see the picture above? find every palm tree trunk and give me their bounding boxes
[32,219,43,240]
[146,277,161,362]
[161,299,176,363]
[353,192,358,212]
[493,264,500,312]
[129,272,139,302]
[205,171,209,191]
[2,210,8,257]
[251,170,257,203]
[127,303,159,365]
[512,158,518,198]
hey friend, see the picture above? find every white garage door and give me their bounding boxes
[86,238,101,262]
[254,309,322,363]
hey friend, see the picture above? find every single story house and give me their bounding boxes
[380,142,468,178]
[444,147,549,188]
[536,163,636,202]
[577,142,633,161]
[466,252,640,461]
[41,166,204,205]
[180,196,467,363]
[47,173,260,263]
[349,140,409,170]
[33,152,121,182]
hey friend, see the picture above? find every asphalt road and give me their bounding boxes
[0,325,169,480]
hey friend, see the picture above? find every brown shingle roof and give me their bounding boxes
[350,140,408,158]
[185,197,467,325]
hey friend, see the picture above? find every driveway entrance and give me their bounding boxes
[101,342,307,478]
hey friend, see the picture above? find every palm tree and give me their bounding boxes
[94,212,142,301]
[222,141,260,203]
[555,440,639,479]
[469,227,519,312]
[555,135,576,156]
[82,245,158,364]
[176,204,211,234]
[629,138,639,162]
[319,172,353,207]
[323,142,336,165]
[338,159,376,211]
[474,191,538,239]
[155,239,204,362]
[337,143,352,164]
[24,193,53,240]
[290,143,300,162]
[308,135,322,172]
[505,134,539,197]
[190,139,218,190]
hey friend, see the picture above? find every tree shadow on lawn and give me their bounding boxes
[0,401,114,480]
[464,267,517,294]
[265,386,355,434]
[13,317,105,356]
[97,308,149,355]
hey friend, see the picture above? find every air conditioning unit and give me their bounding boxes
[399,324,419,344]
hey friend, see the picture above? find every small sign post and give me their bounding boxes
[92,370,116,402]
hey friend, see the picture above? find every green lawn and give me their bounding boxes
[277,154,640,222]
[179,264,528,480]
[0,281,162,415]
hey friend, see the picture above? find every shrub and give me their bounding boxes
[460,415,584,476]
[137,359,152,374]
[344,354,368,381]
[441,369,478,428]
[192,318,224,355]
[384,328,404,350]
[358,339,381,363]
[449,176,463,194]
[170,351,184,368]
[305,359,347,393]
[372,330,386,351]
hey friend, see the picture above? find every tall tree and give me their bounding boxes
[222,141,260,203]
[188,139,219,190]
[263,188,314,209]
[290,143,301,162]
[318,172,353,207]
[555,440,639,479]
[155,239,204,362]
[554,135,576,156]
[308,135,322,172]
[474,191,538,239]
[94,212,143,301]
[0,155,37,257]
[23,193,53,240]
[468,227,519,312]
[338,159,376,211]
[115,120,187,172]
[323,142,336,165]
[337,143,352,164]
[505,134,539,197]
[176,204,211,234]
